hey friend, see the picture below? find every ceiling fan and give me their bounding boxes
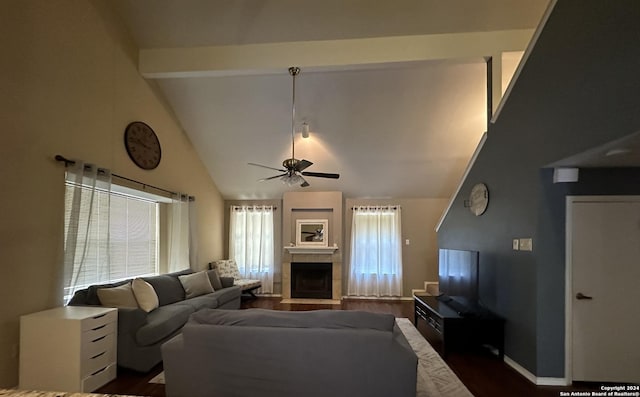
[249,66,340,187]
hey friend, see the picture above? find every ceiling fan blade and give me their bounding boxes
[300,176,310,187]
[301,171,340,179]
[248,162,286,172]
[295,159,313,172]
[258,173,287,182]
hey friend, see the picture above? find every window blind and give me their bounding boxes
[63,183,158,301]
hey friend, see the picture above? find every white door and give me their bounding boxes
[568,197,640,383]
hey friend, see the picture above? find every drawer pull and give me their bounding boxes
[92,314,107,319]
[91,366,108,376]
[91,324,107,331]
[92,335,106,343]
[91,351,106,360]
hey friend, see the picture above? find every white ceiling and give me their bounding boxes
[111,0,550,199]
[112,0,550,48]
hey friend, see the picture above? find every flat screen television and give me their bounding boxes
[438,248,479,304]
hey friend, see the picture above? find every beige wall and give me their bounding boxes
[344,198,448,297]
[0,0,224,387]
[223,195,447,298]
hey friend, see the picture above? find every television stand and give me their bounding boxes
[413,293,504,359]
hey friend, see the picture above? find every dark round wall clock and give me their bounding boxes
[124,121,161,170]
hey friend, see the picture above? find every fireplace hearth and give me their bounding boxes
[291,262,332,299]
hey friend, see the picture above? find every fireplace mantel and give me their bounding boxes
[284,246,338,254]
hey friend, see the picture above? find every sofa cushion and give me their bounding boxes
[96,282,138,308]
[136,304,195,347]
[179,271,214,298]
[234,279,262,292]
[220,276,235,288]
[211,286,242,306]
[176,295,219,311]
[82,279,130,306]
[132,278,159,312]
[143,270,192,306]
[67,289,89,306]
[189,308,396,331]
[207,269,223,290]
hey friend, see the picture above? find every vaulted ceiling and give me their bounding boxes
[111,0,550,199]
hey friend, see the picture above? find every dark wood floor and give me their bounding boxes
[96,297,603,397]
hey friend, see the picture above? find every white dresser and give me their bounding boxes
[19,306,117,392]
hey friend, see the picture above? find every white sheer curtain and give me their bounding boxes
[188,199,199,269]
[168,193,190,272]
[229,205,274,293]
[348,205,403,297]
[63,161,112,303]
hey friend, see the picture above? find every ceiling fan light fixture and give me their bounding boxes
[281,173,302,186]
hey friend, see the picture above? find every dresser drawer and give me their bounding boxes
[82,362,116,392]
[82,320,116,345]
[81,310,117,332]
[81,343,116,378]
[83,331,116,361]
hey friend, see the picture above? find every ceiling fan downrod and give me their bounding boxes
[247,65,339,188]
[288,66,300,163]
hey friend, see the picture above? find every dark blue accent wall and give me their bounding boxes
[438,0,640,378]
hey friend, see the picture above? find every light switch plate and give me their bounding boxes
[512,239,519,250]
[519,238,533,251]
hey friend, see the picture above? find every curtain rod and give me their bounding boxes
[351,205,400,210]
[55,155,195,201]
[232,205,278,210]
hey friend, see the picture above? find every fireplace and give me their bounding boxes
[291,262,332,299]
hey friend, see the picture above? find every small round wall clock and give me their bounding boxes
[124,121,161,170]
[468,183,489,216]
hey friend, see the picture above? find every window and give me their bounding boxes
[229,205,275,293]
[106,193,158,280]
[63,173,159,303]
[348,206,403,297]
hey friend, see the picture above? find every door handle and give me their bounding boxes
[576,292,593,300]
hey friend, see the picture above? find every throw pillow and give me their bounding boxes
[132,278,159,312]
[214,259,242,281]
[178,271,214,299]
[207,269,222,290]
[97,282,138,308]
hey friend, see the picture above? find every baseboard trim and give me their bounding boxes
[504,356,536,384]
[342,295,414,301]
[537,377,570,386]
[504,356,569,386]
[280,298,341,305]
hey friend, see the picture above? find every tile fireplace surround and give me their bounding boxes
[282,252,342,303]
[281,191,343,304]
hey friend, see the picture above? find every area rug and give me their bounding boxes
[150,318,473,397]
[395,318,473,397]
[0,390,136,397]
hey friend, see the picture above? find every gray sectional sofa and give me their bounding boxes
[68,269,241,372]
[162,308,418,397]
